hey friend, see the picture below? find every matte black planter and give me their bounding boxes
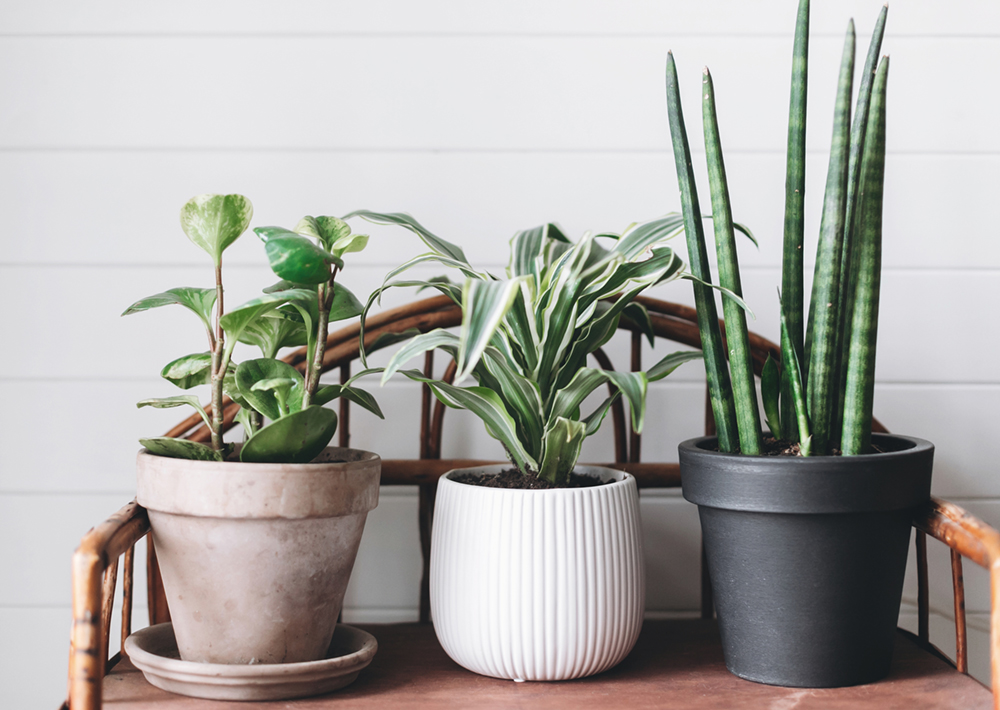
[680,433,934,688]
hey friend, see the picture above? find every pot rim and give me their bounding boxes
[679,433,934,514]
[678,432,933,465]
[440,463,633,493]
[137,445,381,519]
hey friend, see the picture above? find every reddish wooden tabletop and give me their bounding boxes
[102,619,991,709]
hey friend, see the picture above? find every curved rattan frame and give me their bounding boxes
[65,296,997,710]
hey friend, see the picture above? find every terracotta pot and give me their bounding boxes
[680,433,933,687]
[430,464,645,681]
[136,446,380,665]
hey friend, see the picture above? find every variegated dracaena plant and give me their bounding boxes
[349,211,709,485]
[665,0,889,457]
[122,194,384,464]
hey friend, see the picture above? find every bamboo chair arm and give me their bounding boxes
[913,497,1000,709]
[68,501,149,710]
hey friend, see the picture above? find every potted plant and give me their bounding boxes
[123,194,384,669]
[349,210,702,680]
[667,2,933,688]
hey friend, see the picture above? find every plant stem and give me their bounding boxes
[804,21,854,456]
[304,267,338,406]
[209,260,225,450]
[703,66,762,455]
[664,52,739,452]
[841,57,888,456]
[780,0,809,439]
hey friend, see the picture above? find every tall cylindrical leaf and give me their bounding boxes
[804,21,854,455]
[842,57,889,455]
[702,67,762,455]
[780,0,809,438]
[833,5,889,442]
[664,53,739,452]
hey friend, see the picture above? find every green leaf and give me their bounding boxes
[456,278,526,384]
[665,51,739,453]
[160,352,213,389]
[295,215,352,252]
[220,289,315,361]
[397,369,537,474]
[313,384,385,419]
[238,312,308,359]
[647,350,702,382]
[240,406,338,464]
[263,279,316,294]
[332,232,369,257]
[121,287,217,332]
[537,417,587,485]
[622,301,655,347]
[223,369,252,409]
[611,214,685,260]
[140,437,224,462]
[780,0,810,438]
[344,210,468,264]
[841,56,889,457]
[703,66,762,455]
[261,233,340,284]
[381,329,460,384]
[478,346,545,460]
[761,353,783,440]
[780,292,812,455]
[234,406,258,439]
[180,194,253,265]
[582,395,617,437]
[605,370,649,435]
[137,395,211,429]
[804,20,855,456]
[328,283,365,323]
[235,358,305,421]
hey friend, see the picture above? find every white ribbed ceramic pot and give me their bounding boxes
[430,464,645,681]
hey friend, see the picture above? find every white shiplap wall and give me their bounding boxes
[2,1,997,706]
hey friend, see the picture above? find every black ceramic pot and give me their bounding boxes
[679,433,934,688]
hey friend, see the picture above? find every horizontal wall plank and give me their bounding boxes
[1,152,995,270]
[4,378,997,497]
[0,35,994,153]
[1,1,997,37]
[1,265,992,384]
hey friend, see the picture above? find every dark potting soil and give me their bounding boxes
[451,469,610,489]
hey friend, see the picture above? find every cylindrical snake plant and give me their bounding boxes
[665,0,890,456]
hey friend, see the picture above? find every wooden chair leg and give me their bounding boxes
[951,549,968,674]
[917,530,929,644]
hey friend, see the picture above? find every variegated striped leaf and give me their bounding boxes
[456,277,526,384]
[344,210,468,264]
[381,329,460,384]
[537,417,587,484]
[397,369,537,473]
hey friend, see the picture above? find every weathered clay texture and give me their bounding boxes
[136,447,380,665]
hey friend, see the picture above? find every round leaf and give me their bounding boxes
[235,358,305,421]
[264,235,340,284]
[180,194,253,264]
[140,437,224,462]
[328,283,364,323]
[239,406,338,464]
[160,352,213,389]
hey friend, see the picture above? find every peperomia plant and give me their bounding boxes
[349,211,705,485]
[664,0,889,457]
[123,194,382,464]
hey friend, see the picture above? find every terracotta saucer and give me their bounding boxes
[124,622,378,701]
